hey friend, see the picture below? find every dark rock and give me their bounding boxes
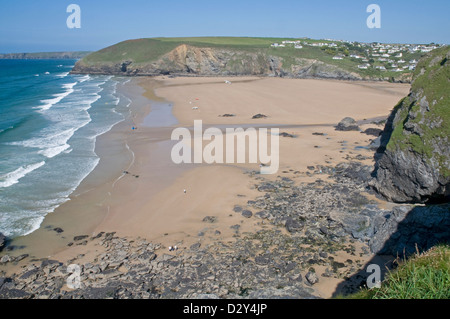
[72,285,119,299]
[362,128,383,137]
[305,272,319,285]
[92,232,105,239]
[0,233,5,252]
[121,61,132,73]
[233,205,243,213]
[139,251,157,261]
[241,210,253,218]
[255,211,270,219]
[335,117,360,131]
[19,269,40,281]
[0,287,32,299]
[247,287,318,299]
[255,254,271,266]
[202,216,217,223]
[53,227,64,233]
[14,254,29,262]
[252,114,268,119]
[190,243,201,251]
[369,136,382,150]
[220,114,236,117]
[73,235,89,241]
[285,218,303,233]
[279,132,294,138]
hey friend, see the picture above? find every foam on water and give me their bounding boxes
[37,82,77,111]
[0,161,46,188]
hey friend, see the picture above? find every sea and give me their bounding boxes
[0,59,131,238]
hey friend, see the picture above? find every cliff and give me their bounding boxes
[72,42,362,80]
[371,46,450,203]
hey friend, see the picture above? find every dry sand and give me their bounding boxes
[1,76,410,298]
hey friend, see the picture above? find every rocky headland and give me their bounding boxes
[72,44,362,81]
[371,46,450,203]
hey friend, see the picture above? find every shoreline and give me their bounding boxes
[0,76,410,298]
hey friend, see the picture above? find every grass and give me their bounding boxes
[345,244,450,299]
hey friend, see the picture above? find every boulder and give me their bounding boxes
[335,117,360,131]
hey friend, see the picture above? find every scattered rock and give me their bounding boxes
[73,235,89,242]
[0,255,11,264]
[53,227,64,234]
[233,205,243,213]
[241,210,253,218]
[202,216,217,223]
[190,243,201,251]
[305,272,319,285]
[14,254,29,262]
[285,218,303,233]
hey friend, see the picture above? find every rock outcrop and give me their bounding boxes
[71,44,362,81]
[371,46,450,203]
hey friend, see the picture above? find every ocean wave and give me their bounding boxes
[56,72,70,78]
[8,126,81,158]
[78,75,90,83]
[38,144,72,158]
[0,161,46,188]
[37,82,77,111]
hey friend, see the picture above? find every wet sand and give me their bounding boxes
[0,76,410,297]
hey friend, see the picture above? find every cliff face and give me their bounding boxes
[71,44,362,80]
[371,46,450,203]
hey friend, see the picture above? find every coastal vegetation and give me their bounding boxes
[346,244,450,299]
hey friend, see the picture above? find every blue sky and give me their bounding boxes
[0,0,449,53]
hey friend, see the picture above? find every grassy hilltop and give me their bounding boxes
[73,37,433,81]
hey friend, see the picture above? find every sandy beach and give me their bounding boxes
[0,76,410,298]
